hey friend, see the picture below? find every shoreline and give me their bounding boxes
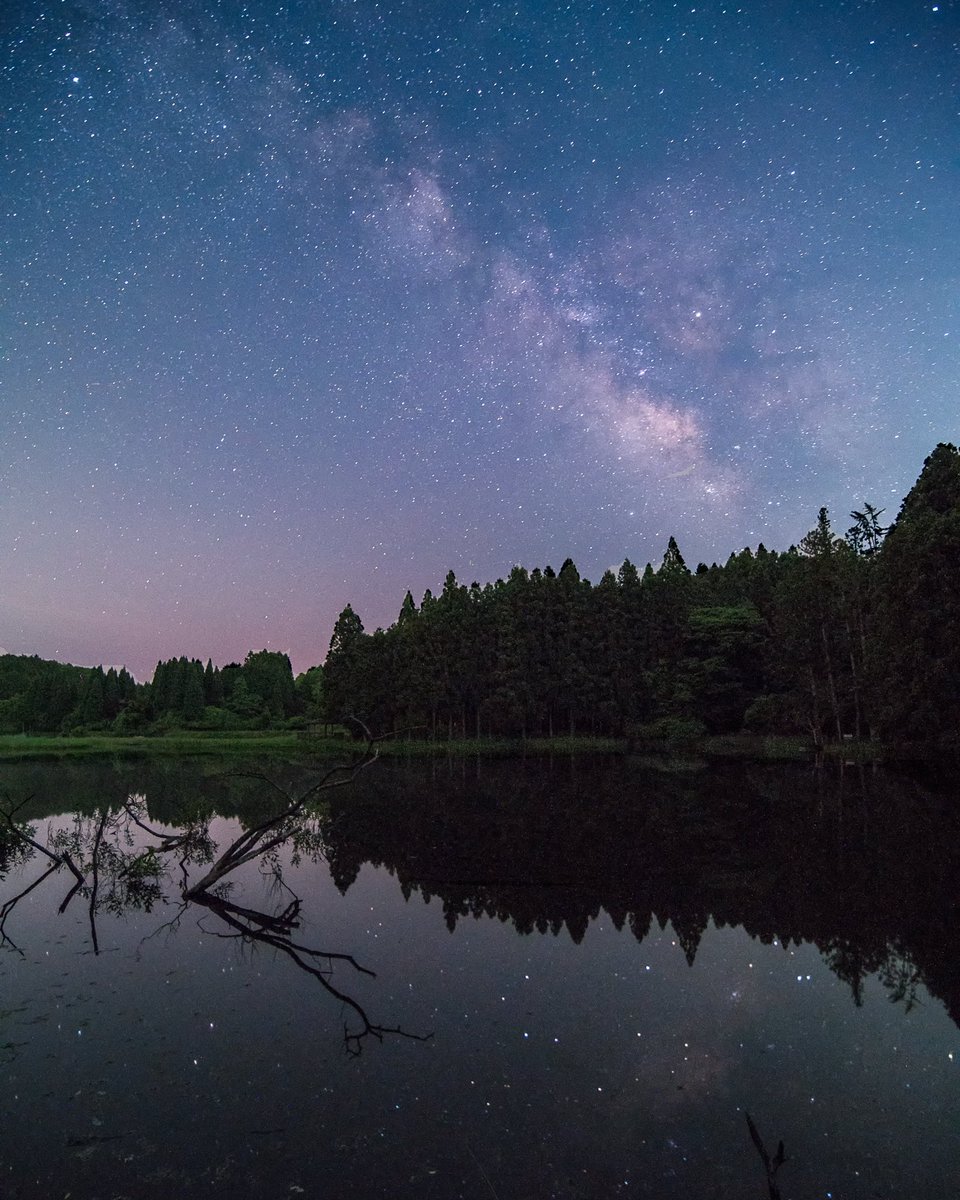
[0,730,893,764]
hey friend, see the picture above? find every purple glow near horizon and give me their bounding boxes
[2,1,957,679]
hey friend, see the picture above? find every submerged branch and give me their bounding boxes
[192,889,430,1055]
[1,753,430,1057]
[193,891,376,977]
[185,729,385,899]
[87,809,109,955]
[0,861,61,952]
[745,1112,787,1200]
[1,792,90,922]
[121,802,192,855]
[1,795,61,867]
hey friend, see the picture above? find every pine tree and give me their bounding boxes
[203,658,224,706]
[181,664,205,722]
[871,443,960,749]
[103,668,121,719]
[80,667,106,726]
[324,605,368,725]
[243,650,295,718]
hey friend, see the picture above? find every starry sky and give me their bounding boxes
[1,0,957,678]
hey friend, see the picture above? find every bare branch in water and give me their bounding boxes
[0,862,61,952]
[1,751,432,1057]
[185,727,387,898]
[192,889,432,1055]
[121,802,192,855]
[1,791,89,921]
[745,1112,787,1200]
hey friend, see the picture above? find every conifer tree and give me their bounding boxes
[324,605,368,725]
[181,664,205,722]
[103,668,121,719]
[80,667,106,726]
[871,443,960,749]
[203,658,224,706]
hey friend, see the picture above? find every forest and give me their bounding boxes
[0,648,312,737]
[2,442,958,754]
[321,442,960,753]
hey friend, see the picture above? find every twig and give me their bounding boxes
[745,1111,786,1200]
[87,809,109,955]
[465,1142,502,1200]
[0,862,61,952]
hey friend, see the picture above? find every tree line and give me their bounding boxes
[1,443,956,751]
[323,443,960,752]
[0,649,319,735]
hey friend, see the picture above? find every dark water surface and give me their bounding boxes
[0,755,958,1199]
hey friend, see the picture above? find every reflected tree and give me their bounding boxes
[745,1112,787,1200]
[878,946,924,1014]
[317,757,960,1025]
[1,790,87,947]
[0,736,431,1055]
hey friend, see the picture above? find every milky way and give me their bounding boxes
[2,0,957,676]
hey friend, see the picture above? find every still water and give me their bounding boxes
[0,755,958,1199]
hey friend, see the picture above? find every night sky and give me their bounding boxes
[2,0,957,678]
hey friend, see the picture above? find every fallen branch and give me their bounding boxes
[184,726,386,898]
[1,793,88,922]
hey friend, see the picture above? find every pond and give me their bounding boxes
[0,754,958,1199]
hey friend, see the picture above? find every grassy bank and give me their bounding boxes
[0,731,311,760]
[0,731,628,761]
[0,729,837,763]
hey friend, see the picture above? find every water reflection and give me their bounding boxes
[322,756,960,1028]
[1,748,430,1054]
[3,755,959,1031]
[1,754,958,1199]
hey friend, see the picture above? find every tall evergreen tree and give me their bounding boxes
[243,650,296,718]
[871,443,960,750]
[181,664,205,722]
[80,667,106,726]
[203,658,224,706]
[324,605,368,726]
[102,668,121,719]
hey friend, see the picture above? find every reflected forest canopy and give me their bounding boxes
[321,758,960,1026]
[3,754,960,1038]
[1,443,959,757]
